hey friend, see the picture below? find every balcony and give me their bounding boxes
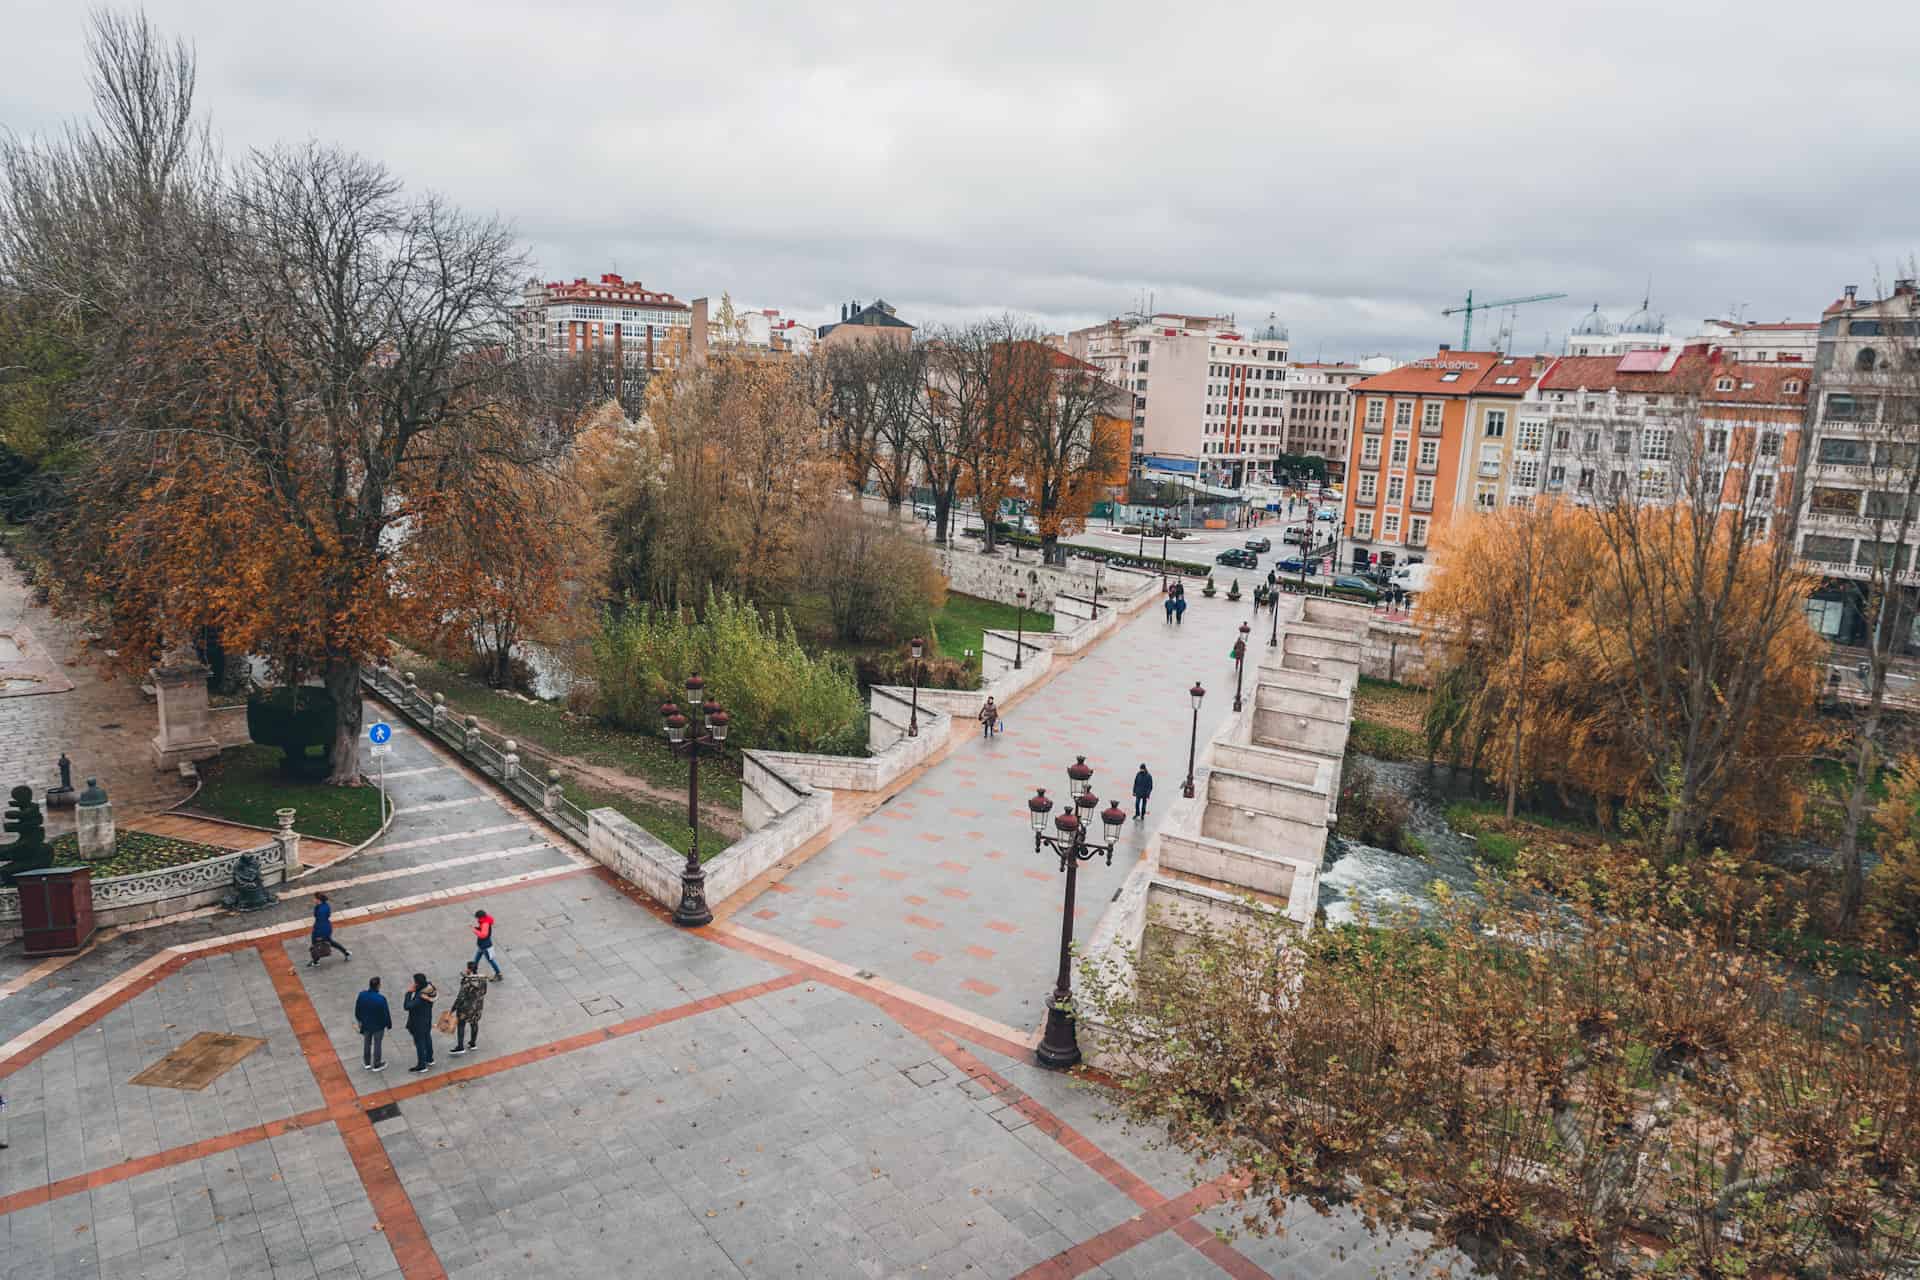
[1478,461,1502,478]
[1415,456,1438,473]
[1809,460,1874,482]
[1806,507,1872,530]
[1411,494,1433,513]
[1407,528,1429,549]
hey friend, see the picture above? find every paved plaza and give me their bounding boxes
[0,595,1439,1279]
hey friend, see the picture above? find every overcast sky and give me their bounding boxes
[6,0,1918,358]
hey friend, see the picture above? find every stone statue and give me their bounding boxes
[45,753,76,809]
[222,852,278,912]
[1,785,53,885]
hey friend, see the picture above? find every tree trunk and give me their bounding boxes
[324,656,364,785]
[1839,702,1881,933]
[1041,533,1060,565]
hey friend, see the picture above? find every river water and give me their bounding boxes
[1316,757,1488,926]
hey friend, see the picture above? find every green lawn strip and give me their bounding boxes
[185,744,384,844]
[391,650,743,812]
[1348,718,1424,763]
[562,781,719,862]
[46,829,234,877]
[929,592,1053,662]
[1810,756,1892,804]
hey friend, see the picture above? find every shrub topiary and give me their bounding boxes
[246,686,338,781]
[1,785,53,884]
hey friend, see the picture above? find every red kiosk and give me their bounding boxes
[15,865,96,956]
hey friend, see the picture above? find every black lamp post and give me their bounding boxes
[1232,622,1250,712]
[906,636,924,737]
[1027,757,1128,1071]
[1014,588,1028,670]
[1091,561,1104,619]
[1160,514,1171,586]
[1182,681,1205,798]
[660,674,730,928]
[1269,575,1283,648]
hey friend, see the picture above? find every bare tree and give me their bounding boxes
[869,340,925,518]
[822,342,885,498]
[918,331,988,546]
[1808,274,1920,929]
[1025,350,1129,565]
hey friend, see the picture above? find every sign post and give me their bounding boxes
[368,722,393,819]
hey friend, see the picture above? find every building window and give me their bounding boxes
[1422,402,1443,429]
[1476,487,1497,511]
[1410,516,1428,544]
[1706,429,1728,454]
[1418,439,1439,468]
[1414,477,1434,505]
[1366,399,1385,426]
[1513,459,1540,488]
[1547,464,1566,489]
[1753,474,1775,502]
[1484,409,1507,438]
[1361,437,1381,466]
[1716,376,1736,392]
[1516,421,1543,451]
[1858,348,1880,373]
[1383,513,1401,538]
[1355,511,1374,539]
[1359,473,1377,501]
[1386,476,1405,502]
[1613,430,1633,456]
[1642,428,1671,461]
[1390,438,1409,465]
[1784,379,1803,394]
[1394,401,1413,428]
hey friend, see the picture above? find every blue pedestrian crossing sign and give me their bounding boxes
[368,722,392,745]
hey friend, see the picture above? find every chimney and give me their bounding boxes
[1845,284,1859,304]
[690,297,709,368]
[1438,343,1451,352]
[1898,279,1918,298]
[840,303,848,322]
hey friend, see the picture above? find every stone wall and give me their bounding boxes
[0,838,288,937]
[938,547,1078,612]
[1361,620,1434,686]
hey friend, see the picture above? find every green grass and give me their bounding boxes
[1348,718,1424,763]
[1811,757,1892,804]
[393,650,742,811]
[1443,797,1598,837]
[929,592,1053,662]
[189,744,386,844]
[564,782,716,861]
[46,830,233,877]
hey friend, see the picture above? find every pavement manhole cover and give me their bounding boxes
[538,913,573,928]
[988,1104,1032,1133]
[903,1061,950,1089]
[580,995,624,1016]
[367,1103,402,1123]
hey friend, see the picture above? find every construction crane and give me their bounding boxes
[1441,290,1568,350]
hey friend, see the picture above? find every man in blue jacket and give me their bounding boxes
[354,977,391,1072]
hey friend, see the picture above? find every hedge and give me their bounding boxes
[997,532,1213,578]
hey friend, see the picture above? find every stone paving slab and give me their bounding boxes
[1,948,321,1202]
[284,875,787,1081]
[736,592,1260,1033]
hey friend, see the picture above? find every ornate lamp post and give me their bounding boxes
[1270,573,1283,648]
[1027,757,1128,1071]
[1182,681,1205,798]
[906,636,924,737]
[1232,622,1250,712]
[660,674,730,928]
[1090,560,1105,619]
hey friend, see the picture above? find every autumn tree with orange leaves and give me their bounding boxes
[1421,496,1826,852]
[5,26,577,784]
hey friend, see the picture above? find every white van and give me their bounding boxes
[1391,563,1436,596]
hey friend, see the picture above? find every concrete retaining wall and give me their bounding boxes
[1362,620,1434,685]
[1158,831,1311,917]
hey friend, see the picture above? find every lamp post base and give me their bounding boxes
[1035,999,1082,1070]
[673,864,713,928]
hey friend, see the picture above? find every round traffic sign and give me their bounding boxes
[368,722,392,745]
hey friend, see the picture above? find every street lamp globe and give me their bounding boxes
[1028,787,1053,831]
[707,710,729,743]
[1053,808,1080,837]
[1073,789,1097,828]
[1190,681,1206,710]
[910,636,924,661]
[1101,799,1127,843]
[1067,755,1093,797]
[663,706,687,744]
[685,673,705,702]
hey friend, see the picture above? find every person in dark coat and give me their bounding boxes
[354,976,391,1072]
[403,973,437,1073]
[309,893,350,966]
[1131,764,1153,820]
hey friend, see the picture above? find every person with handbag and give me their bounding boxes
[354,976,391,1073]
[308,893,350,966]
[449,962,488,1056]
[403,973,438,1073]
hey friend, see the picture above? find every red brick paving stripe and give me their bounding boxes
[904,914,942,931]
[257,942,447,1280]
[1171,1217,1270,1279]
[0,1106,334,1218]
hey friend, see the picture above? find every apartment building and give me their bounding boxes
[1797,281,1920,649]
[515,273,693,400]
[1341,350,1509,570]
[1280,362,1370,478]
[1064,313,1290,488]
[1694,318,1818,363]
[1526,350,1803,528]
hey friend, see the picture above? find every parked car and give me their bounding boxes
[1244,536,1272,552]
[1315,509,1336,522]
[1276,556,1318,575]
[1391,563,1436,596]
[1329,574,1382,602]
[1282,524,1311,546]
[1215,548,1258,568]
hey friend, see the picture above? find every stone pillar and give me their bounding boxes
[274,806,302,877]
[431,693,447,731]
[543,769,565,811]
[75,778,115,861]
[150,643,220,770]
[502,740,519,783]
[463,715,478,752]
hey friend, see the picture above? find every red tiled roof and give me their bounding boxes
[1350,351,1502,394]
[1542,352,1806,404]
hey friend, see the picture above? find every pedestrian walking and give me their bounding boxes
[471,909,502,980]
[1132,764,1153,820]
[403,973,437,1073]
[1163,595,1174,624]
[354,976,391,1072]
[449,962,488,1056]
[1174,595,1186,626]
[308,893,350,966]
[978,697,999,738]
